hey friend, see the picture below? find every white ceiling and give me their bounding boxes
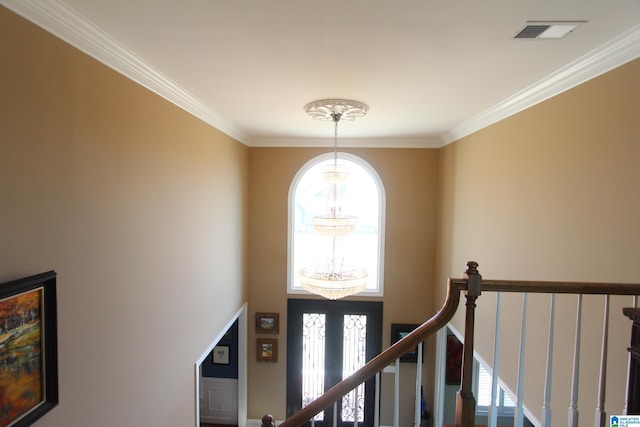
[3,0,640,147]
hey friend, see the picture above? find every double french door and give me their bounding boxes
[286,299,382,427]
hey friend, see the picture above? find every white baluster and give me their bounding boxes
[354,386,358,427]
[333,402,338,427]
[594,295,610,427]
[623,295,638,415]
[434,328,448,427]
[542,294,556,427]
[568,294,582,427]
[514,293,528,427]
[415,342,423,427]
[375,372,380,427]
[488,292,502,427]
[394,358,400,427]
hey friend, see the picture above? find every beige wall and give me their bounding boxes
[248,148,439,423]
[436,58,640,425]
[0,7,248,427]
[5,2,640,426]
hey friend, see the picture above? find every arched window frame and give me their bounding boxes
[287,152,386,297]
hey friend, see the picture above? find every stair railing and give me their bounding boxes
[470,275,640,427]
[277,262,640,427]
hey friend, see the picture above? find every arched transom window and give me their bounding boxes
[288,153,385,297]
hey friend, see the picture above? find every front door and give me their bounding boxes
[286,299,382,427]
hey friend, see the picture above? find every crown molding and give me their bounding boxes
[247,136,443,149]
[444,24,640,146]
[1,0,249,144]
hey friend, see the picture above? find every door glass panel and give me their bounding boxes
[302,313,326,421]
[341,314,367,422]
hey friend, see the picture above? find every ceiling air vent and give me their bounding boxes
[514,21,587,39]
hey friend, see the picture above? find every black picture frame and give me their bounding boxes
[0,271,58,427]
[390,323,424,363]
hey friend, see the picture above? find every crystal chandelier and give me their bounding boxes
[298,99,369,300]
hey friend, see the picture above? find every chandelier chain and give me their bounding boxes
[299,99,369,299]
[332,113,341,165]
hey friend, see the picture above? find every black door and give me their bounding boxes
[286,299,382,427]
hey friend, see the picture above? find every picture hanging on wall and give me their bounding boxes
[212,345,230,365]
[255,312,279,334]
[0,271,58,427]
[257,338,278,362]
[446,334,463,385]
[390,323,424,363]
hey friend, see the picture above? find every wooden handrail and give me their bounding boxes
[480,279,640,295]
[278,278,468,427]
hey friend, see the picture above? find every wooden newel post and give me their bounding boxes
[455,261,482,427]
[262,414,276,427]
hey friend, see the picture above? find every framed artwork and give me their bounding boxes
[212,345,230,365]
[446,334,463,385]
[257,338,278,362]
[390,323,423,363]
[255,312,279,334]
[0,271,58,427]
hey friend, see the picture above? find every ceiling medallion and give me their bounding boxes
[303,99,369,122]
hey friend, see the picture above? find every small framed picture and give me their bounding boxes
[212,345,230,365]
[257,338,278,362]
[256,312,279,334]
[391,323,424,363]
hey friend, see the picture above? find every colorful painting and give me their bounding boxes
[0,271,57,427]
[446,334,463,385]
[255,312,279,334]
[256,338,278,362]
[0,288,43,426]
